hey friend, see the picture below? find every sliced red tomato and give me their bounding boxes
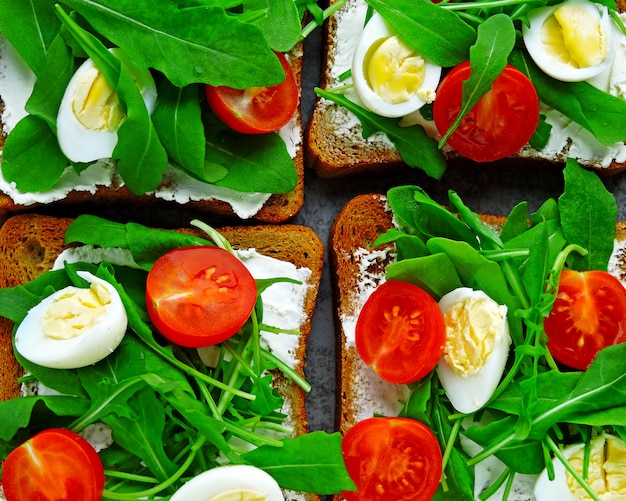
[146,246,257,348]
[205,52,299,134]
[544,269,626,370]
[355,280,446,384]
[342,417,442,501]
[2,428,104,501]
[433,61,539,163]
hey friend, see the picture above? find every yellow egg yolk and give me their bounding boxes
[365,35,426,104]
[566,435,626,499]
[540,3,609,69]
[208,490,268,501]
[43,282,111,340]
[442,295,505,376]
[72,67,125,131]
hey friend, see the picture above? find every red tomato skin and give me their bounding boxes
[544,270,626,370]
[355,280,446,384]
[205,52,299,134]
[3,428,104,501]
[342,417,442,501]
[146,246,257,348]
[433,61,539,163]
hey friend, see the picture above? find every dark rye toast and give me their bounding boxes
[0,213,325,501]
[329,193,626,501]
[306,0,626,178]
[0,42,305,225]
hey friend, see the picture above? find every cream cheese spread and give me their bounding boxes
[0,36,301,218]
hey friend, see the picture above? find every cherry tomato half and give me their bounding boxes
[146,246,257,348]
[355,280,446,384]
[544,270,626,370]
[205,52,299,134]
[342,417,443,501]
[2,428,104,501]
[433,61,539,163]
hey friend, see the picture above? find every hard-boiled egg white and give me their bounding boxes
[523,0,614,82]
[534,434,626,500]
[14,270,128,369]
[352,12,442,118]
[436,288,511,414]
[56,48,157,163]
[169,464,284,501]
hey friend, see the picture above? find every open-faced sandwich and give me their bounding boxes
[330,159,626,499]
[0,214,355,500]
[307,0,626,179]
[0,0,335,223]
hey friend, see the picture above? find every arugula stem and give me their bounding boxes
[440,0,543,11]
[544,435,602,501]
[101,435,206,500]
[262,350,311,393]
[301,0,347,39]
[478,467,511,500]
[440,416,463,473]
[223,419,284,448]
[103,471,159,484]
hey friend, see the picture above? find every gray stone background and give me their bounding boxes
[294,25,626,435]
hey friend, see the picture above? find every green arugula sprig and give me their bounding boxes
[377,160,623,499]
[0,217,355,498]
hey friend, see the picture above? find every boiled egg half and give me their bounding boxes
[169,464,284,501]
[352,12,442,118]
[534,434,626,500]
[523,0,614,82]
[14,270,128,369]
[56,48,157,163]
[436,288,511,414]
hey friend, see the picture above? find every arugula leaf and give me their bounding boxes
[204,120,298,194]
[247,0,302,52]
[24,33,74,131]
[0,396,90,443]
[387,185,479,246]
[243,431,357,494]
[439,13,516,146]
[103,385,179,481]
[365,0,476,67]
[1,115,69,192]
[60,0,284,88]
[151,81,206,176]
[386,253,463,299]
[0,0,61,76]
[558,158,617,272]
[511,48,626,145]
[315,89,446,179]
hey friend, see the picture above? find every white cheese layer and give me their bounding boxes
[0,36,301,219]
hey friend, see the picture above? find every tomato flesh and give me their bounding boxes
[146,246,257,348]
[544,270,626,370]
[355,280,446,384]
[342,417,442,501]
[433,61,539,162]
[205,52,299,134]
[2,428,104,501]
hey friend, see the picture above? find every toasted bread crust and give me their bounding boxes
[306,0,626,178]
[0,46,304,224]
